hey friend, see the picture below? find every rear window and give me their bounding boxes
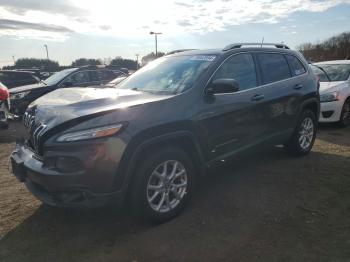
[285,55,306,76]
[257,53,291,84]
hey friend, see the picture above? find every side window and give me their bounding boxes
[20,73,35,81]
[65,71,90,85]
[100,70,117,81]
[212,53,257,91]
[90,71,100,82]
[285,55,306,76]
[257,53,291,84]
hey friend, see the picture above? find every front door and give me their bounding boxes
[197,52,267,162]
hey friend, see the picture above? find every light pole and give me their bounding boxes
[44,44,49,60]
[135,54,139,69]
[149,31,162,56]
[12,55,15,65]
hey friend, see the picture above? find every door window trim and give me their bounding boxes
[204,51,309,97]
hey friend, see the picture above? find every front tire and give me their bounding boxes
[284,109,317,156]
[130,147,195,223]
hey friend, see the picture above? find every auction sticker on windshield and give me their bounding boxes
[190,55,216,61]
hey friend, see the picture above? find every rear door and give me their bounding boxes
[255,52,306,139]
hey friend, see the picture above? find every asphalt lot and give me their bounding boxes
[0,122,350,262]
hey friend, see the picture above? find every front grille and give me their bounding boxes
[23,110,46,154]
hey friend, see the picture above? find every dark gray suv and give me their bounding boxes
[10,43,320,222]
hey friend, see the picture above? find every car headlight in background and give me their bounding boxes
[320,91,339,103]
[56,124,124,142]
[10,91,30,100]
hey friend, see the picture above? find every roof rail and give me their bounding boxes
[166,49,197,55]
[223,43,290,51]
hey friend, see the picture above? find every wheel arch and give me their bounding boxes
[113,130,206,198]
[300,97,320,119]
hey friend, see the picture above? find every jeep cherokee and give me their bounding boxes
[10,43,320,222]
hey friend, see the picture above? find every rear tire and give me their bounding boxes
[284,109,317,156]
[338,98,350,127]
[130,147,195,223]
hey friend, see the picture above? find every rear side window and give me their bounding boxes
[212,53,257,91]
[285,55,306,76]
[257,53,291,84]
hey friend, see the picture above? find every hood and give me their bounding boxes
[319,81,346,94]
[10,82,48,93]
[27,87,173,130]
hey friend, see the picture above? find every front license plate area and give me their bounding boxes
[10,155,27,182]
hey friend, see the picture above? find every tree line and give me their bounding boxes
[298,32,350,62]
[1,52,165,71]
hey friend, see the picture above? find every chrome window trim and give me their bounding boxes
[203,51,309,97]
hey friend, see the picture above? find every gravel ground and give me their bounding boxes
[0,122,349,262]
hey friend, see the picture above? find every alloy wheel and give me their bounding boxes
[146,160,188,213]
[298,117,314,150]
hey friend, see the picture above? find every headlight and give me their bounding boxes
[56,124,124,142]
[320,91,339,102]
[11,91,30,100]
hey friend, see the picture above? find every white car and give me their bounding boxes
[310,61,350,127]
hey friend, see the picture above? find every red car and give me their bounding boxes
[0,82,10,129]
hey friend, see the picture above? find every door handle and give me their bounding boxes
[293,84,303,90]
[251,94,265,101]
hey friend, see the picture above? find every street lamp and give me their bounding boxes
[43,44,49,60]
[149,31,162,56]
[135,54,139,69]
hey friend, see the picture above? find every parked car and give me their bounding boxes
[0,82,10,129]
[10,43,319,222]
[9,66,126,116]
[0,70,40,89]
[310,61,350,127]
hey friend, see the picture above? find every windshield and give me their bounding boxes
[313,64,350,82]
[43,68,77,85]
[310,65,330,82]
[117,55,216,94]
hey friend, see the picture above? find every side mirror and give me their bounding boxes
[206,78,239,95]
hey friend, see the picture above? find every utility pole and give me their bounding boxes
[12,55,15,65]
[261,37,264,47]
[149,31,162,56]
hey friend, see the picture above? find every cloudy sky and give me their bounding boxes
[0,0,350,67]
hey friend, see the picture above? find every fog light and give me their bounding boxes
[322,111,334,118]
[55,157,83,173]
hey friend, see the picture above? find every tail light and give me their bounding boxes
[0,83,9,101]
